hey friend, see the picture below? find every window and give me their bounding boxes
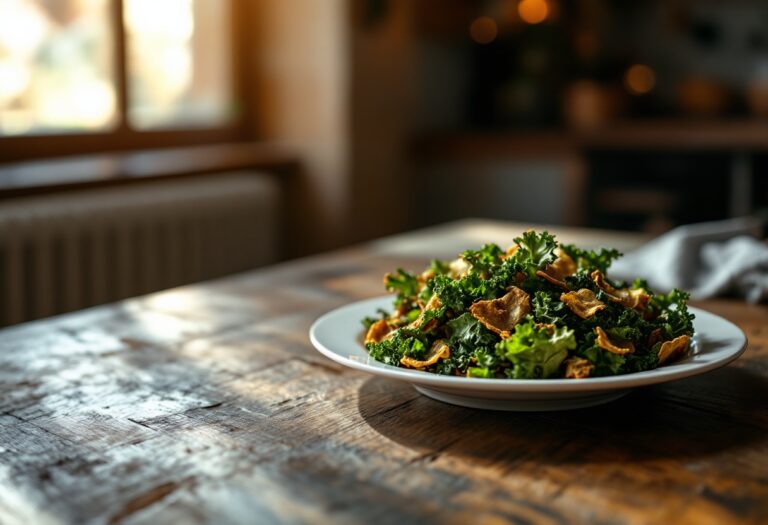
[124,0,235,130]
[0,0,241,157]
[0,0,116,135]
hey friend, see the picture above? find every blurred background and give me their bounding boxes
[0,0,767,326]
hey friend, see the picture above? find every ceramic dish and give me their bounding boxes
[309,296,747,411]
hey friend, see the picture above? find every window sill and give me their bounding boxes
[0,142,300,199]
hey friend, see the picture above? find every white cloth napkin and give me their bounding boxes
[610,217,768,303]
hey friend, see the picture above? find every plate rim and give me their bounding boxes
[309,296,748,393]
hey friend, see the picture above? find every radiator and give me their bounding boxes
[0,172,280,327]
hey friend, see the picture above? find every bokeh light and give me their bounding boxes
[0,0,116,136]
[518,0,549,25]
[469,16,499,45]
[625,64,656,95]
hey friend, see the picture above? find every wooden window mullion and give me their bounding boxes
[112,0,130,135]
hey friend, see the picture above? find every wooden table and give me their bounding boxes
[1,220,766,525]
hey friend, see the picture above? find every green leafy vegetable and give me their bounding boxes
[624,352,659,373]
[651,289,695,338]
[532,291,570,325]
[427,256,522,312]
[384,268,420,307]
[495,318,576,379]
[467,367,494,378]
[579,345,626,376]
[460,244,504,274]
[429,259,450,276]
[560,244,622,274]
[365,328,428,366]
[606,326,642,344]
[512,231,558,275]
[362,308,389,329]
[436,313,498,375]
[362,230,695,379]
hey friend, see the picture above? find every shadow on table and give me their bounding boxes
[357,365,768,466]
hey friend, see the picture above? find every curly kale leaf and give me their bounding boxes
[532,290,570,325]
[512,230,558,275]
[559,244,622,274]
[615,308,651,333]
[384,268,420,307]
[651,288,695,338]
[426,275,465,312]
[578,320,658,376]
[436,313,499,375]
[606,326,643,344]
[496,318,575,379]
[365,328,431,366]
[460,243,504,274]
[429,258,450,276]
[465,347,503,378]
[624,351,659,373]
[445,313,497,350]
[361,308,389,329]
[571,302,650,346]
[417,304,447,330]
[427,257,523,313]
[564,271,596,291]
[579,344,626,376]
[473,347,500,367]
[632,278,651,291]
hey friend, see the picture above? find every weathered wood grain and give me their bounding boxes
[0,227,767,525]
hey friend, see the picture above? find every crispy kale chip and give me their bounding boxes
[426,257,522,313]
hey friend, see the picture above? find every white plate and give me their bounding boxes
[309,296,747,411]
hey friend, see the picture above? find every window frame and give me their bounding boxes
[0,0,251,163]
